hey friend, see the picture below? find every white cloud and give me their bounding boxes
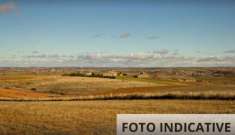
[1,51,235,67]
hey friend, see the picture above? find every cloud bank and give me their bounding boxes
[1,50,235,67]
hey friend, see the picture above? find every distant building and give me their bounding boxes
[137,72,150,79]
[103,70,120,77]
[85,72,94,76]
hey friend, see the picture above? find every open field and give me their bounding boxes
[0,67,235,100]
[0,100,235,135]
[0,67,235,134]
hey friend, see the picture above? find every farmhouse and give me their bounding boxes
[85,72,94,76]
[137,72,150,79]
[103,70,120,77]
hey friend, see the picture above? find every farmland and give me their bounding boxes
[0,67,235,135]
[1,100,235,135]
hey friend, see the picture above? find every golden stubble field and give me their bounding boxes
[0,68,235,135]
[0,100,235,135]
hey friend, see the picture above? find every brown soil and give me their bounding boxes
[0,88,50,98]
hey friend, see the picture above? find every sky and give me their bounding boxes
[0,0,235,67]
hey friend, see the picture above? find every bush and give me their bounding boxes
[63,72,116,79]
[30,88,37,91]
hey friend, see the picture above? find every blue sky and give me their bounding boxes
[0,0,235,67]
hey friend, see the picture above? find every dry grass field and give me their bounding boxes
[1,68,235,100]
[0,68,235,135]
[0,100,235,135]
